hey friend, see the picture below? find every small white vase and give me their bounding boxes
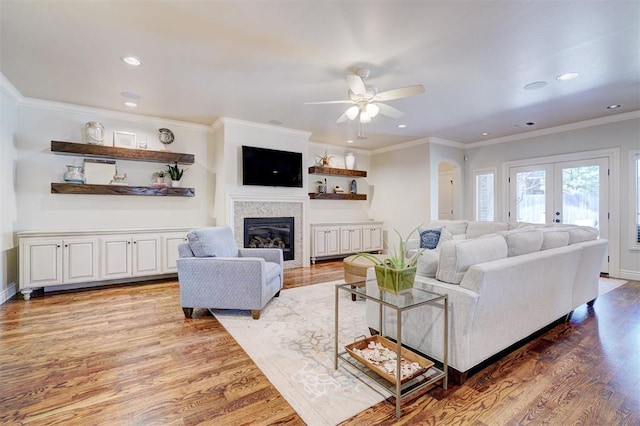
[345,152,355,170]
[171,180,181,188]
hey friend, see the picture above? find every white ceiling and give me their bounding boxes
[1,1,639,150]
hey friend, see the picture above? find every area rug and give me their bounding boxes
[213,276,628,425]
[211,280,386,426]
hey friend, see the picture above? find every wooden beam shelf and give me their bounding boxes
[308,193,366,200]
[51,141,195,164]
[51,183,195,197]
[308,166,367,178]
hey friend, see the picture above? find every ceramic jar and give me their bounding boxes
[345,152,356,170]
[84,122,105,145]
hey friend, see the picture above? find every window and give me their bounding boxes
[634,151,640,245]
[474,169,495,221]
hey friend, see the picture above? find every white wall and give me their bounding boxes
[1,79,19,302]
[369,141,431,244]
[464,116,640,279]
[15,100,212,231]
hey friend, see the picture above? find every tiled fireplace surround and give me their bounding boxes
[229,195,306,269]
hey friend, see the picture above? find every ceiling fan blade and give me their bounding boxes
[374,84,425,102]
[376,103,404,118]
[346,75,367,95]
[304,100,353,105]
[336,111,350,123]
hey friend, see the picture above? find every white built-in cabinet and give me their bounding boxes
[310,221,383,263]
[18,228,192,300]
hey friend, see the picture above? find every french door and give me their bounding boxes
[509,157,609,271]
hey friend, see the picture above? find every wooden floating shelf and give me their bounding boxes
[51,183,195,197]
[308,166,367,178]
[308,193,366,200]
[51,141,195,164]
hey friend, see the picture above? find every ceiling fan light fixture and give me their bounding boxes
[359,111,371,123]
[366,103,380,118]
[345,106,359,120]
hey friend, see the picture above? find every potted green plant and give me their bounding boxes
[166,162,185,187]
[151,170,166,185]
[353,226,424,294]
[316,179,327,193]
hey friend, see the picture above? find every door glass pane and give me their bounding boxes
[475,172,494,221]
[562,166,599,228]
[515,170,546,223]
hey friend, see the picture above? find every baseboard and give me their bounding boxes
[0,282,18,305]
[618,269,640,281]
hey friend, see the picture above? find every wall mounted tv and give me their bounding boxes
[242,145,303,188]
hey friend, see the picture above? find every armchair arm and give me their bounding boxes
[238,248,284,266]
[177,257,268,310]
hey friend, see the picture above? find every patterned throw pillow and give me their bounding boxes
[419,228,442,250]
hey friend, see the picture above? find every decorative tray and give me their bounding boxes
[344,335,434,385]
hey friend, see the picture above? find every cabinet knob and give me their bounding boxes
[133,241,137,244]
[64,244,68,248]
[56,244,61,248]
[127,241,131,245]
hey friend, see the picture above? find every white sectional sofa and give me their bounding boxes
[365,220,607,383]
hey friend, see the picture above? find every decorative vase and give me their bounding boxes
[317,184,327,193]
[351,179,357,194]
[171,180,181,188]
[84,121,105,145]
[374,265,417,294]
[345,152,356,170]
[63,165,85,183]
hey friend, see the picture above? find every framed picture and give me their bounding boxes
[83,159,116,184]
[114,131,137,149]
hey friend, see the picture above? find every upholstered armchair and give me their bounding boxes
[177,226,284,320]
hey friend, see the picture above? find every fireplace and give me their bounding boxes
[244,217,295,261]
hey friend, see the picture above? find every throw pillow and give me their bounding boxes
[419,228,442,249]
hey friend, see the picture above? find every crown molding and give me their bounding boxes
[465,110,640,149]
[427,136,466,149]
[220,117,312,138]
[371,137,430,155]
[307,140,370,156]
[17,96,211,131]
[0,73,24,104]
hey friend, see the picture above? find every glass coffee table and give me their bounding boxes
[334,279,448,419]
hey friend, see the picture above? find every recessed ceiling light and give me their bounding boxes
[346,140,354,144]
[481,132,490,136]
[120,91,141,99]
[397,124,407,128]
[556,72,578,81]
[523,81,548,90]
[123,101,137,108]
[121,56,142,66]
[606,104,621,109]
[268,120,283,126]
[525,122,536,126]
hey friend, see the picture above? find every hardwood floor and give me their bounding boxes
[1,261,638,425]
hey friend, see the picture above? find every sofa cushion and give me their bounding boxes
[416,249,440,278]
[567,226,599,244]
[436,235,508,284]
[436,228,466,248]
[187,227,239,257]
[419,227,442,249]
[466,221,508,239]
[539,229,570,250]
[429,220,468,236]
[498,229,544,257]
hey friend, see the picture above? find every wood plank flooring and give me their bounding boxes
[1,260,638,425]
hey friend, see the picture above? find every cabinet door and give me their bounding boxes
[162,233,187,273]
[101,235,132,279]
[63,238,99,283]
[340,227,363,254]
[21,239,63,287]
[312,227,340,257]
[362,226,383,251]
[132,235,161,276]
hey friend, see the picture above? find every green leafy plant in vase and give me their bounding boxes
[166,162,185,187]
[353,226,424,294]
[151,170,166,185]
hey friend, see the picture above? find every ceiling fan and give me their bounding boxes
[305,68,425,124]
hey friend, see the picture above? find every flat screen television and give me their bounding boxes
[242,145,303,188]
